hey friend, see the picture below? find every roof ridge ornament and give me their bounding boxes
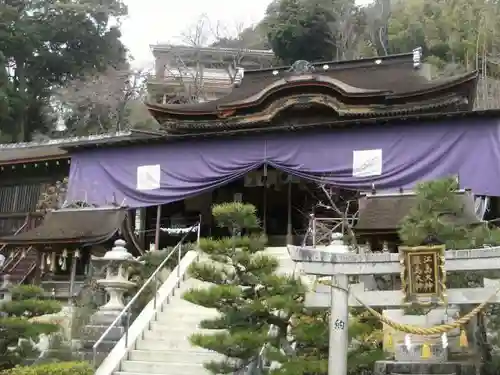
[289,60,315,74]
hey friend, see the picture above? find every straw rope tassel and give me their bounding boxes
[317,280,500,336]
[459,328,468,348]
[385,332,393,350]
[421,342,431,359]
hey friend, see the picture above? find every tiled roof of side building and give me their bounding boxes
[0,207,128,245]
[355,190,480,232]
[0,131,160,165]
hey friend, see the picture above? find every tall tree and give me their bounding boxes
[264,0,337,64]
[0,0,127,142]
[183,202,303,373]
[183,202,383,375]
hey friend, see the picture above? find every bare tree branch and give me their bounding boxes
[162,14,266,103]
[55,67,155,135]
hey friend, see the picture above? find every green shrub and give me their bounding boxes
[0,361,92,375]
[0,283,63,370]
[9,285,45,300]
[2,300,61,318]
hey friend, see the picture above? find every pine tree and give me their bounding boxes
[398,177,500,372]
[183,202,304,374]
[268,307,384,375]
[184,202,384,375]
[0,285,62,370]
[399,177,500,249]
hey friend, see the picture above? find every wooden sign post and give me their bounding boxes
[399,245,446,306]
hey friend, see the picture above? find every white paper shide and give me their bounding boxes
[352,149,382,177]
[136,164,161,190]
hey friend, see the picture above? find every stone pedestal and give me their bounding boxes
[382,307,462,361]
[374,360,477,375]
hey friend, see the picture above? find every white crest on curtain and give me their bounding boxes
[474,195,490,220]
[352,149,383,177]
[136,164,161,191]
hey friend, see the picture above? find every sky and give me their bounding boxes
[120,0,373,68]
[120,0,273,68]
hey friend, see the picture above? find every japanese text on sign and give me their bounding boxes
[408,252,438,294]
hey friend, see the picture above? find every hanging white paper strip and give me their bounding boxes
[404,334,412,350]
[160,224,200,235]
[136,164,161,191]
[441,333,448,349]
[352,149,383,177]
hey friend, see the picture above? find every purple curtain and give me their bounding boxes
[67,118,500,208]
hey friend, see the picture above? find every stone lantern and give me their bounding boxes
[90,239,139,326]
[0,274,12,307]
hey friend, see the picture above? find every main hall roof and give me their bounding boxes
[146,52,478,133]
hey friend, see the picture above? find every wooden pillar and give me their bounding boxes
[68,249,78,305]
[33,250,43,285]
[286,181,292,244]
[262,165,268,234]
[154,205,162,251]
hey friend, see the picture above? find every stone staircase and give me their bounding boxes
[106,247,297,375]
[115,277,221,375]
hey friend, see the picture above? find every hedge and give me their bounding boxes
[0,361,93,375]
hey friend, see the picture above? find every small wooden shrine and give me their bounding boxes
[0,207,141,299]
[354,190,481,252]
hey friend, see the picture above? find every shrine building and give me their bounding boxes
[2,48,500,289]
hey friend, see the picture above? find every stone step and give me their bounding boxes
[81,340,118,351]
[135,337,203,351]
[120,360,211,375]
[128,349,221,363]
[142,327,215,341]
[148,319,206,331]
[162,297,213,310]
[156,308,219,323]
[146,321,216,333]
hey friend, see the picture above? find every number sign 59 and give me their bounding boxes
[334,319,345,330]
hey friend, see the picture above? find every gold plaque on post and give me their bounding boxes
[399,245,446,306]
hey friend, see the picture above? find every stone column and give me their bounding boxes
[0,274,12,303]
[329,274,349,375]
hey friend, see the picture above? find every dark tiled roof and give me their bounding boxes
[355,191,480,232]
[0,145,68,165]
[0,132,159,165]
[0,208,128,245]
[147,52,477,116]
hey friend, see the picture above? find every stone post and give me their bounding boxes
[0,274,12,303]
[329,274,349,375]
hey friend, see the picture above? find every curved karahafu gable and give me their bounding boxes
[145,52,478,134]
